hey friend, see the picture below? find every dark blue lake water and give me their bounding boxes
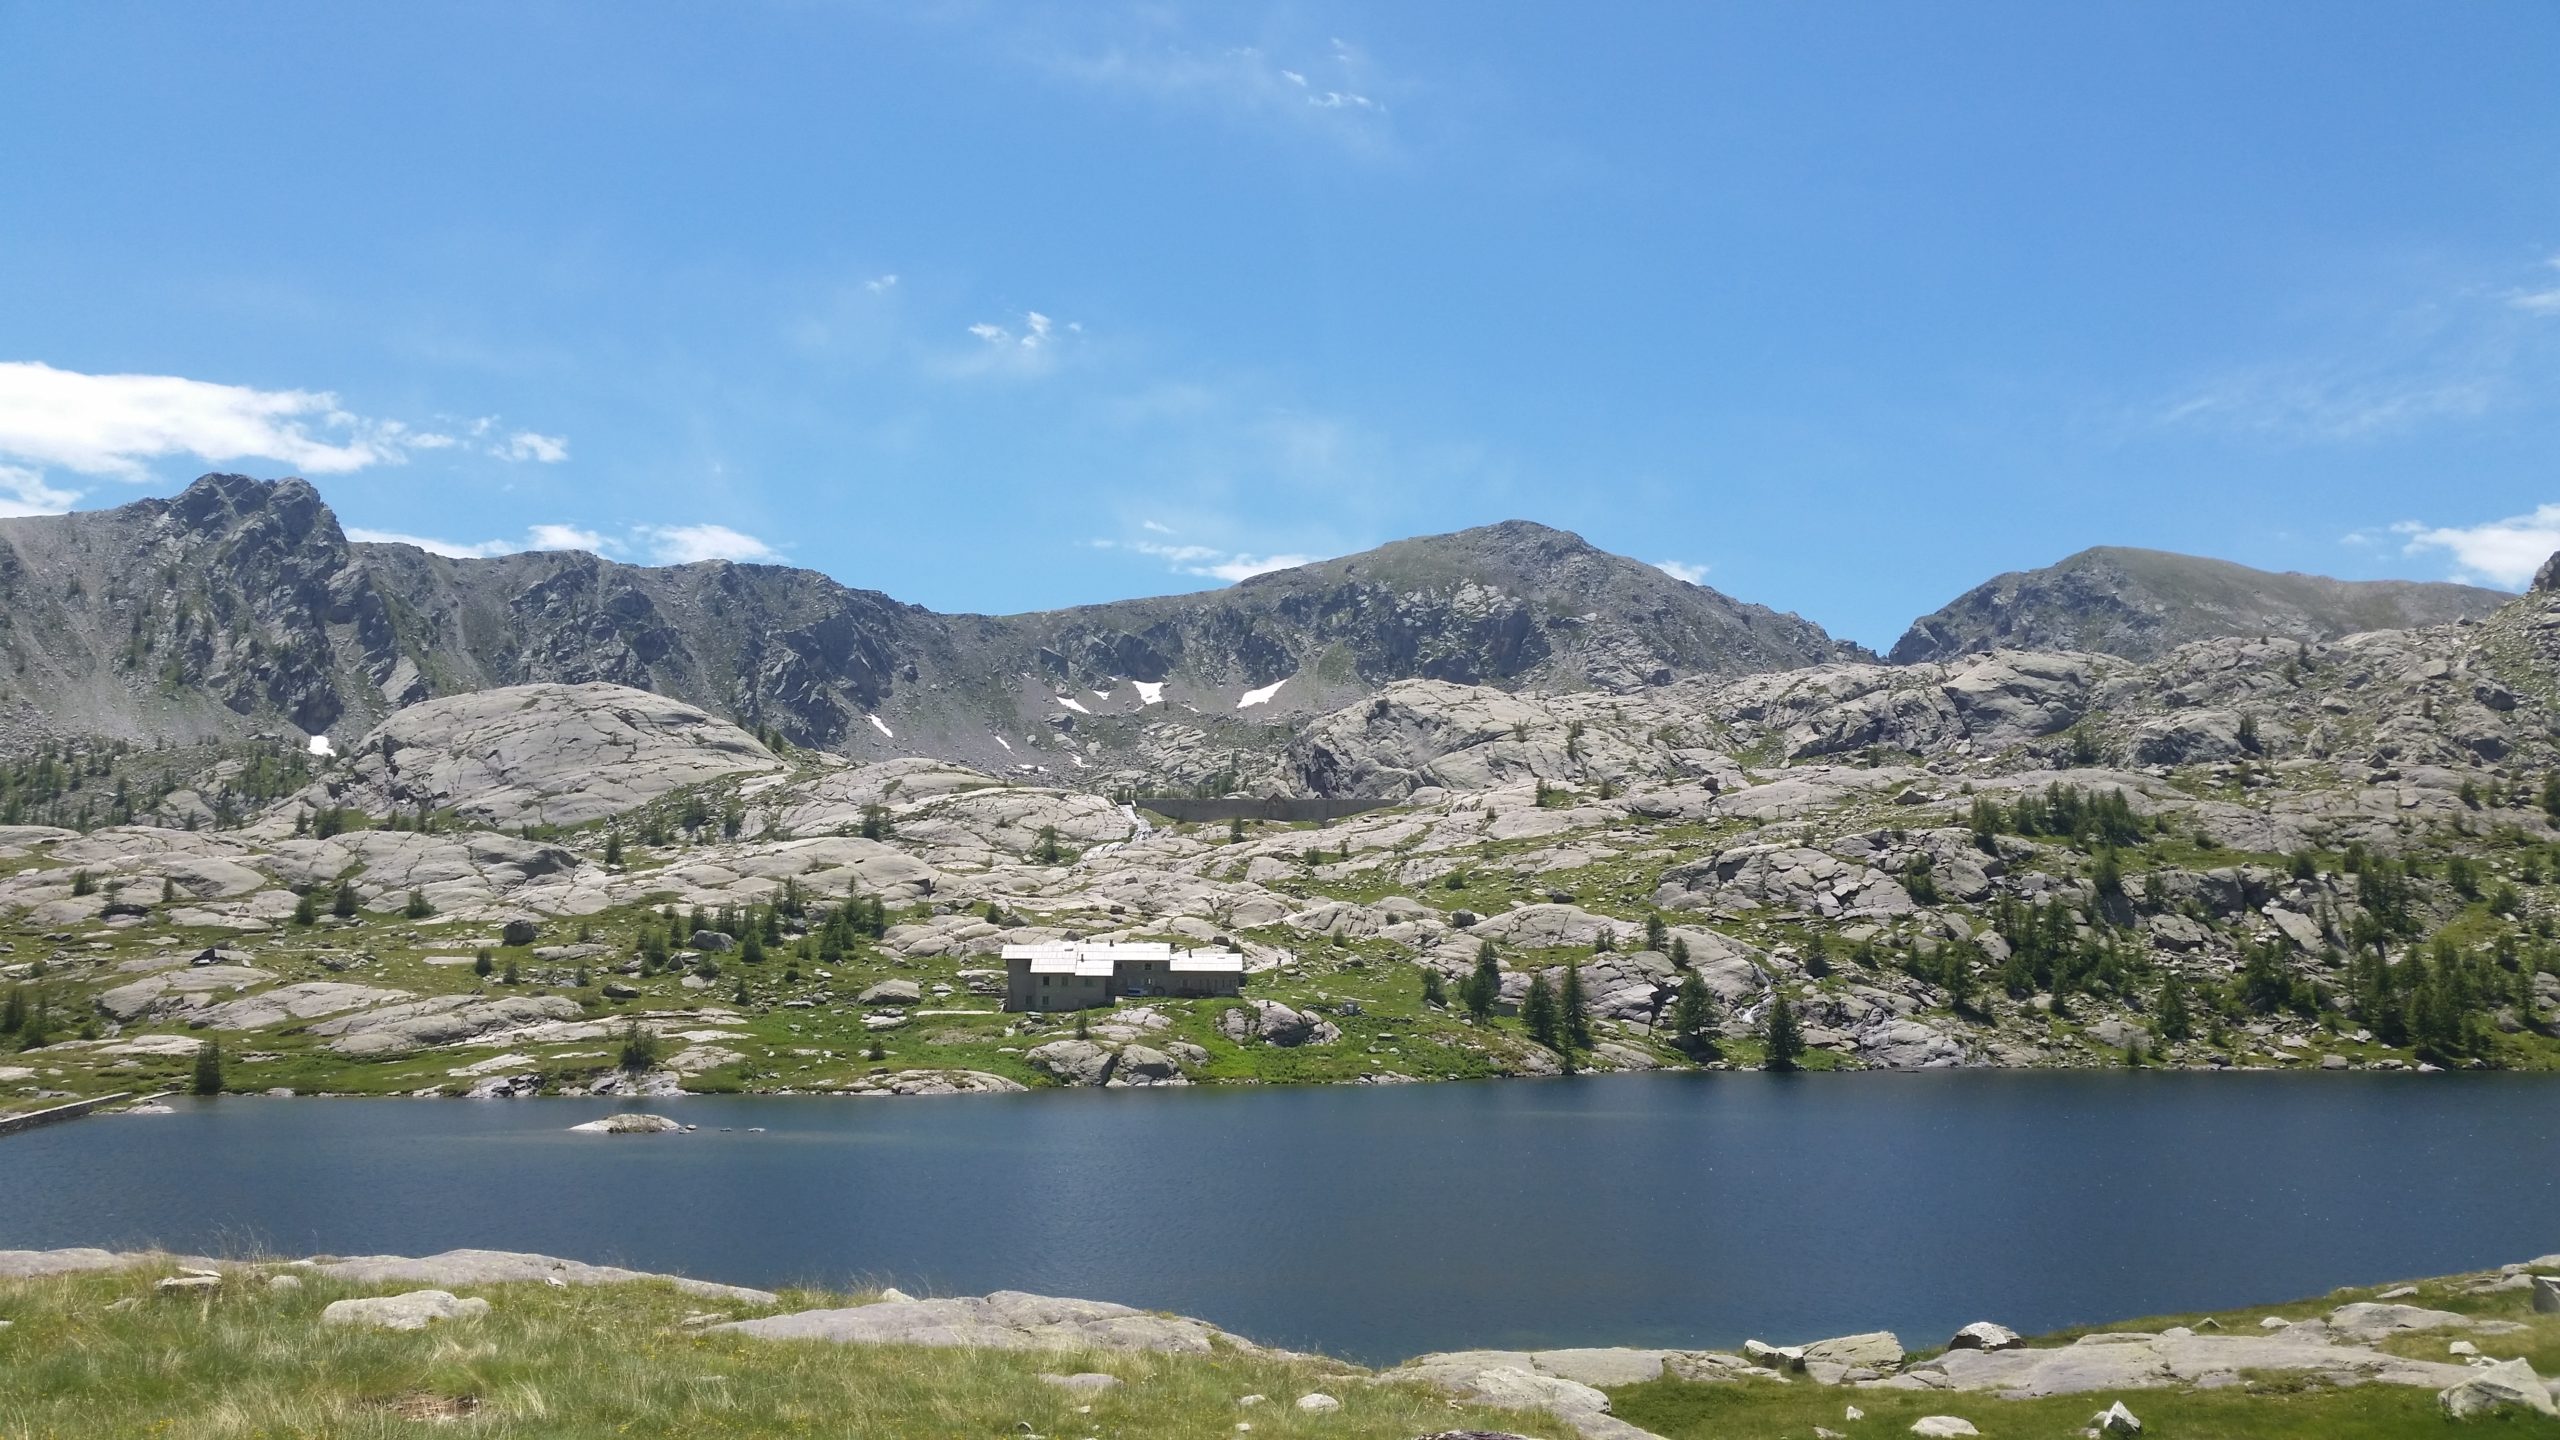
[4,1072,2554,1364]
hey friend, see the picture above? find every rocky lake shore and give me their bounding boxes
[3,1244,2556,1438]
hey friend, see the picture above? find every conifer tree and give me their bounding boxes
[1461,942,1502,1019]
[332,882,358,920]
[1671,973,1717,1056]
[1762,994,1805,1072]
[1522,973,1561,1049]
[192,1038,225,1096]
[1560,963,1593,1051]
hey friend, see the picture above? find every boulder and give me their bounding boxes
[319,1290,491,1331]
[1743,1339,1806,1371]
[1908,1420,1979,1439]
[1295,1393,1340,1412]
[2531,1275,2559,1314]
[1803,1331,1901,1371]
[1215,999,1341,1047]
[1946,1321,2022,1352]
[1037,1373,1121,1393]
[567,1113,685,1134]
[1112,1045,1185,1086]
[2438,1358,2558,1419]
[2092,1402,2142,1435]
[857,979,922,1007]
[2322,1301,2474,1344]
[500,919,539,948]
[1025,1040,1117,1086]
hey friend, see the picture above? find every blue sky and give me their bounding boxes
[2,2,2557,649]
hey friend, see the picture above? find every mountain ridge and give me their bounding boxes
[1890,544,2507,664]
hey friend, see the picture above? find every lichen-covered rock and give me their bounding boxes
[319,1289,491,1331]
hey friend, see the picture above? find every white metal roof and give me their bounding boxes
[1003,941,1241,976]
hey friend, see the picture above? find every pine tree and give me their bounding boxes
[1762,994,1805,1072]
[473,949,495,979]
[741,928,766,965]
[1560,963,1593,1050]
[291,891,318,926]
[405,889,432,919]
[192,1038,225,1096]
[1522,974,1561,1049]
[1461,942,1502,1019]
[0,985,22,1035]
[331,882,358,919]
[1671,973,1717,1055]
[1645,913,1669,952]
[603,831,624,866]
[1421,968,1447,1007]
[2155,970,2193,1042]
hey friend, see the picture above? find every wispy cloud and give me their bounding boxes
[2392,504,2560,588]
[1029,20,1397,153]
[348,520,779,565]
[865,274,899,294]
[949,309,1080,378]
[636,522,781,564]
[2160,369,2498,442]
[2156,255,2560,444]
[495,431,569,464]
[1092,532,1321,584]
[0,463,80,519]
[2507,253,2560,315]
[1653,560,1710,584]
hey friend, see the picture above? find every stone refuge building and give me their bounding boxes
[1001,941,1246,1012]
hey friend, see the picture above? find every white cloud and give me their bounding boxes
[2393,504,2560,588]
[1097,535,1320,584]
[637,523,781,564]
[344,527,516,559]
[1140,518,1175,534]
[0,463,80,518]
[1653,559,1709,584]
[349,520,776,565]
[865,274,899,293]
[527,523,610,552]
[496,431,569,464]
[951,309,1080,378]
[0,360,448,478]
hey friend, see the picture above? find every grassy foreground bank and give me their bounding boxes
[4,1252,2560,1438]
[0,1262,1540,1440]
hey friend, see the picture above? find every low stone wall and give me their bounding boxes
[0,1091,138,1138]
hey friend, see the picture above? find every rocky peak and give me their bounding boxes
[2533,551,2560,595]
[1892,546,2508,664]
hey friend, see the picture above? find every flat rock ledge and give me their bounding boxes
[710,1290,1272,1358]
[0,1246,774,1305]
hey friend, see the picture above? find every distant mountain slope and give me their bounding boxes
[1889,546,2509,664]
[0,477,1858,761]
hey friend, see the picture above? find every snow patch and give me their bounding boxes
[866,714,894,739]
[1056,696,1091,715]
[1237,677,1290,710]
[994,736,1013,752]
[1133,681,1165,706]
[305,734,336,757]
